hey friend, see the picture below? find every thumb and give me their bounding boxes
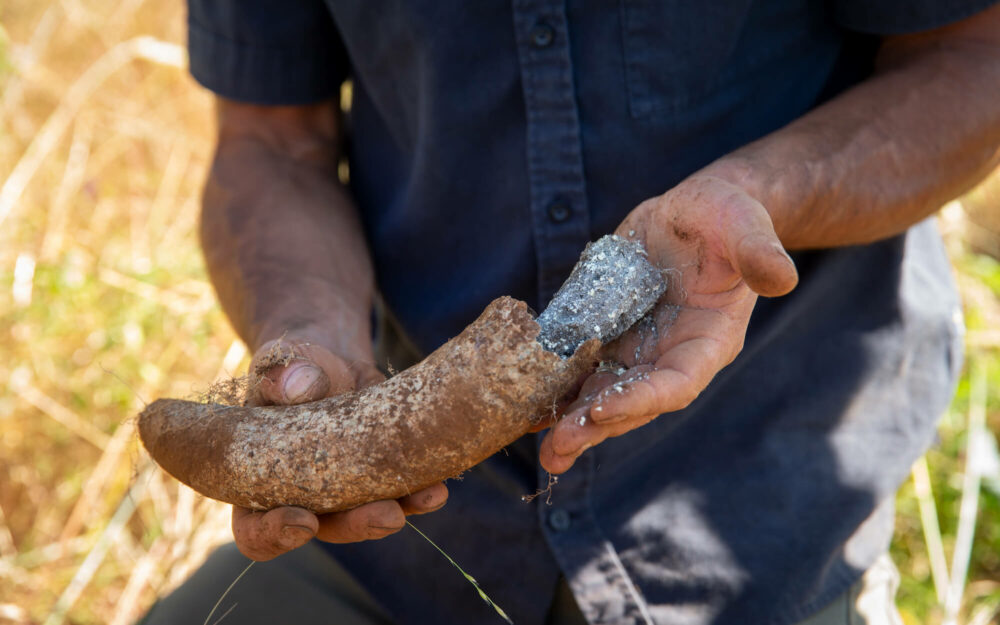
[250,340,356,406]
[723,200,798,298]
[733,232,798,297]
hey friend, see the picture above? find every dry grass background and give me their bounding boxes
[1,2,235,624]
[0,2,998,624]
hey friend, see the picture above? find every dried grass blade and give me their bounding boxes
[59,419,135,543]
[0,36,184,234]
[43,462,154,625]
[912,454,949,604]
[0,502,17,558]
[943,362,989,625]
[406,521,513,624]
[202,561,254,625]
[13,378,110,449]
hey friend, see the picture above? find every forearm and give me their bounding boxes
[706,9,1000,250]
[200,100,375,360]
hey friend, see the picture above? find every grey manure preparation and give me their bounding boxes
[138,235,666,513]
[536,235,666,357]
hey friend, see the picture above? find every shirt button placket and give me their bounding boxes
[511,2,609,618]
[511,0,592,307]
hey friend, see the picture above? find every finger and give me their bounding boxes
[398,482,449,515]
[232,506,318,562]
[541,407,661,474]
[588,365,656,424]
[594,336,731,423]
[538,370,638,466]
[719,197,798,297]
[539,430,587,474]
[255,360,330,405]
[529,370,622,434]
[733,233,798,297]
[314,500,406,544]
[549,407,608,457]
[579,370,624,399]
[250,340,356,406]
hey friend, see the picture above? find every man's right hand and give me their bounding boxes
[198,99,448,560]
[231,338,449,562]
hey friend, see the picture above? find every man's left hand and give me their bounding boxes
[540,174,799,474]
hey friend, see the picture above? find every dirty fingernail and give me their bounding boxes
[283,364,327,403]
[368,522,404,538]
[589,403,627,424]
[280,524,313,547]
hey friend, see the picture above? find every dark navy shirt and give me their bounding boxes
[188,2,990,624]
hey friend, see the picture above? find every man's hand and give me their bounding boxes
[540,2,1000,473]
[539,175,798,473]
[232,337,449,561]
[199,99,452,561]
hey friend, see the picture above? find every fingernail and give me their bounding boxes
[589,403,627,424]
[558,442,592,463]
[280,524,313,547]
[283,364,325,403]
[367,523,404,538]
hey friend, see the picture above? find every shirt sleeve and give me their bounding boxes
[833,0,1000,35]
[187,0,349,105]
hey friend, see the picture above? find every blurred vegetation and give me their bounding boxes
[0,2,997,625]
[892,192,1000,625]
[0,3,234,624]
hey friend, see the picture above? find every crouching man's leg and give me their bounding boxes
[139,541,392,625]
[797,554,904,625]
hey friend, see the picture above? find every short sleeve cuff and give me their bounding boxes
[835,0,1000,35]
[187,17,348,105]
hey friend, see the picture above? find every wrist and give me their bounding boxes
[698,150,816,249]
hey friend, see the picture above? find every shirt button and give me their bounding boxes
[547,199,572,223]
[548,508,572,532]
[530,22,555,48]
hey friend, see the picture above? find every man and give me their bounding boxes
[143,2,1000,624]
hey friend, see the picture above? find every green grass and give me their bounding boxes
[891,245,1000,625]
